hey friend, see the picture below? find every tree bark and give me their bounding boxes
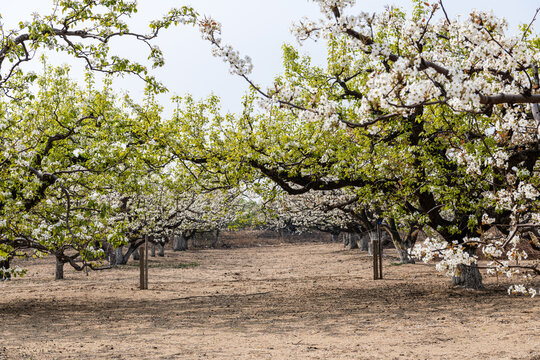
[211,229,220,248]
[396,247,415,264]
[173,235,188,251]
[132,248,140,260]
[55,255,65,280]
[331,232,340,243]
[344,233,358,249]
[115,245,137,265]
[114,247,124,265]
[158,243,165,257]
[359,234,370,251]
[343,233,349,247]
[107,247,117,266]
[452,263,484,289]
[150,243,156,257]
[384,219,417,264]
[349,234,359,249]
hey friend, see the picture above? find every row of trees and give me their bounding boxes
[0,1,255,280]
[1,0,539,295]
[0,63,255,279]
[190,0,540,293]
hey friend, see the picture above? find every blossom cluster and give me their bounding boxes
[199,18,253,76]
[413,237,478,277]
[508,284,537,297]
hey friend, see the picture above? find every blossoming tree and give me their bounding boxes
[0,0,196,94]
[0,0,198,278]
[198,0,540,292]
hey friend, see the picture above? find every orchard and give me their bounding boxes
[0,1,539,359]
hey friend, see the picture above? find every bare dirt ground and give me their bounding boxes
[1,241,539,360]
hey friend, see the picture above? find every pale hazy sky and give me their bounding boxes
[1,1,539,115]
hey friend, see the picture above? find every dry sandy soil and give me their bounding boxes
[1,241,539,360]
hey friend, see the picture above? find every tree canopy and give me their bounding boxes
[195,0,540,293]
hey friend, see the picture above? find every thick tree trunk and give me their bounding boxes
[173,235,188,251]
[211,230,220,248]
[344,233,358,249]
[349,234,359,249]
[158,243,165,257]
[452,263,484,289]
[384,219,418,264]
[132,248,140,260]
[55,256,65,280]
[450,247,483,289]
[150,243,156,257]
[397,247,415,264]
[114,247,124,264]
[115,245,136,265]
[359,234,370,251]
[331,233,340,243]
[107,247,117,266]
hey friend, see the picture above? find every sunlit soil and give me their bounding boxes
[1,241,539,360]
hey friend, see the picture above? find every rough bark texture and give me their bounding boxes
[55,256,65,280]
[397,247,415,264]
[452,263,484,289]
[211,230,220,248]
[344,233,358,250]
[115,245,136,265]
[350,234,359,250]
[114,247,124,265]
[105,243,119,267]
[173,235,188,251]
[359,235,370,251]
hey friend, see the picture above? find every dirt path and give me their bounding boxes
[1,243,539,359]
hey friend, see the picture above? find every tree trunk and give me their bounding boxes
[115,245,136,265]
[173,235,188,251]
[397,247,415,264]
[55,256,65,280]
[132,248,140,260]
[359,235,370,251]
[107,247,117,266]
[158,243,165,257]
[449,246,483,289]
[344,233,358,249]
[452,263,484,289]
[211,230,220,248]
[114,247,124,265]
[331,233,340,243]
[150,243,156,257]
[384,219,418,264]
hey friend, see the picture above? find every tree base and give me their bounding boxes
[397,248,415,264]
[55,257,65,280]
[173,236,188,251]
[452,264,484,290]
